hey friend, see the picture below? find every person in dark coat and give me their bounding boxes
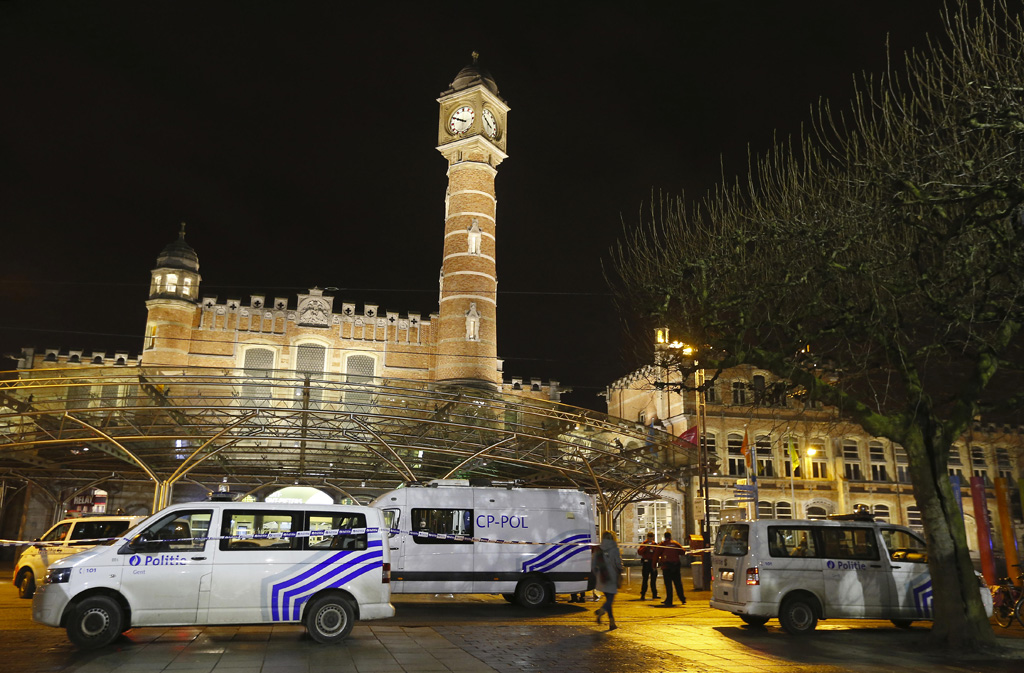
[592,530,623,631]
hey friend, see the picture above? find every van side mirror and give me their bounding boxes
[125,532,162,553]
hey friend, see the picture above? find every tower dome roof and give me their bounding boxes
[447,52,499,96]
[155,223,199,272]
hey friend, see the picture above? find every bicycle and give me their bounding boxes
[991,564,1023,628]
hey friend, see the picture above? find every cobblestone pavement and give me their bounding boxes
[2,563,1023,673]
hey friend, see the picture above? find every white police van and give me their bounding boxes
[710,516,993,634]
[32,500,393,649]
[372,480,594,606]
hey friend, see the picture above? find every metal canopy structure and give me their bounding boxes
[0,367,698,512]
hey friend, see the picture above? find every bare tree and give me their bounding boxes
[611,1,1024,651]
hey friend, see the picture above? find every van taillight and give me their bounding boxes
[382,562,391,584]
[746,567,760,585]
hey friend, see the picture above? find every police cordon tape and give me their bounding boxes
[1,527,712,554]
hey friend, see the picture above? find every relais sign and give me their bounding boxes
[476,513,529,529]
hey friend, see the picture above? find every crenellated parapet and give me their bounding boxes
[194,288,431,346]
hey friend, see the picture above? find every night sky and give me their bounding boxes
[0,1,962,410]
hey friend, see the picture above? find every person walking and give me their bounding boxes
[659,530,686,606]
[592,530,623,631]
[638,531,660,601]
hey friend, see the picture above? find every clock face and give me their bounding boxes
[448,105,474,134]
[482,109,497,138]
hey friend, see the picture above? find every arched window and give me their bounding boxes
[345,354,376,408]
[872,504,890,522]
[757,500,774,518]
[806,506,828,520]
[703,433,719,475]
[727,433,746,476]
[843,439,863,480]
[295,343,327,408]
[731,380,748,405]
[242,347,275,405]
[906,506,923,529]
[869,441,888,481]
[755,434,774,476]
[775,501,792,519]
[707,499,721,526]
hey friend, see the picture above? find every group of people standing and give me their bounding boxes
[587,529,688,632]
[638,530,687,606]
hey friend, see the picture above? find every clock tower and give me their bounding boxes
[435,54,509,388]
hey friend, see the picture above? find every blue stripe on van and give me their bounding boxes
[522,534,591,573]
[912,579,933,618]
[269,539,383,621]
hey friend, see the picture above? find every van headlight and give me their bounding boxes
[45,568,72,584]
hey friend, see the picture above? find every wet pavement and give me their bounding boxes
[2,563,1023,673]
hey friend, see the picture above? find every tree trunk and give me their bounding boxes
[904,427,996,650]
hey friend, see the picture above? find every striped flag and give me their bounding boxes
[740,430,750,467]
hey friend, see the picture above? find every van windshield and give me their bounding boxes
[714,523,749,556]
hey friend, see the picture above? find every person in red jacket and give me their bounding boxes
[637,531,660,600]
[659,530,686,606]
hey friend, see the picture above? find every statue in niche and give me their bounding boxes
[467,219,482,255]
[465,302,481,341]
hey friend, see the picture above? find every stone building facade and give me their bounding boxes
[606,329,1024,570]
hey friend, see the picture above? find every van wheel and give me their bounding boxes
[739,614,770,627]
[66,595,124,650]
[17,570,35,599]
[515,578,550,608]
[779,596,818,635]
[305,594,355,643]
[891,619,914,629]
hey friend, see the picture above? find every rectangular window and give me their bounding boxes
[182,277,192,297]
[714,523,749,556]
[704,384,718,404]
[732,381,747,405]
[69,520,135,547]
[811,459,828,479]
[871,463,888,481]
[411,508,473,545]
[820,526,879,560]
[307,511,368,551]
[220,510,302,551]
[767,526,818,558]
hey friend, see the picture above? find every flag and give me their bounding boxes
[787,438,799,469]
[676,426,699,447]
[740,429,750,468]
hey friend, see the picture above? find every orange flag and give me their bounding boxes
[740,429,750,467]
